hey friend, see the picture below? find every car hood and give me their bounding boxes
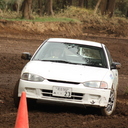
[22,61,109,83]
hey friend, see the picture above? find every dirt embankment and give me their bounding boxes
[0,20,83,37]
[0,19,128,38]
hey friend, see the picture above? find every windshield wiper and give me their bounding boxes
[34,59,102,67]
[41,59,82,65]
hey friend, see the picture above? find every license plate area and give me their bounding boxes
[52,86,72,97]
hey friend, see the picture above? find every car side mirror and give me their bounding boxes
[111,62,121,69]
[21,52,32,60]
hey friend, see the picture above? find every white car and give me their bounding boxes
[13,38,121,116]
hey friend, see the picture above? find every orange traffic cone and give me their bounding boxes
[14,92,29,128]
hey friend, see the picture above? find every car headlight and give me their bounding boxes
[21,73,44,82]
[83,81,108,89]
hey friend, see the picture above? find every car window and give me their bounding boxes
[33,41,108,68]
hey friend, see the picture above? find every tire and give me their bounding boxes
[27,98,37,109]
[13,80,37,109]
[101,89,117,116]
[13,80,20,108]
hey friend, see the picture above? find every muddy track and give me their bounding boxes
[0,33,128,128]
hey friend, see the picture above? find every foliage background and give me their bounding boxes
[0,0,128,37]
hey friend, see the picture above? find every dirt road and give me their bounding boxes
[0,31,128,128]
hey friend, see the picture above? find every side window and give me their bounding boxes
[105,46,113,65]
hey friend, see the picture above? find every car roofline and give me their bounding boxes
[47,38,103,48]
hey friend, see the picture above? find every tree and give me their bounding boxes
[85,0,88,8]
[37,0,43,16]
[67,0,72,6]
[107,0,116,17]
[78,0,84,7]
[100,0,116,18]
[94,0,102,14]
[115,0,128,17]
[45,0,54,16]
[22,0,33,19]
[13,0,23,13]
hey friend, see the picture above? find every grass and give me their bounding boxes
[0,16,80,23]
[34,17,80,22]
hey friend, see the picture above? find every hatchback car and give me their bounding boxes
[13,38,121,116]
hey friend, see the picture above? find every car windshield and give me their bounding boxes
[33,41,108,68]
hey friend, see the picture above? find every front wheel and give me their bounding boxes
[13,80,37,109]
[101,89,117,116]
[13,80,20,108]
[27,98,37,109]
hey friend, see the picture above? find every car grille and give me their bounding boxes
[47,79,80,85]
[41,89,83,100]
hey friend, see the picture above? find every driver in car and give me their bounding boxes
[50,47,63,59]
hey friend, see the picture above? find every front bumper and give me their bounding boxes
[18,79,111,107]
